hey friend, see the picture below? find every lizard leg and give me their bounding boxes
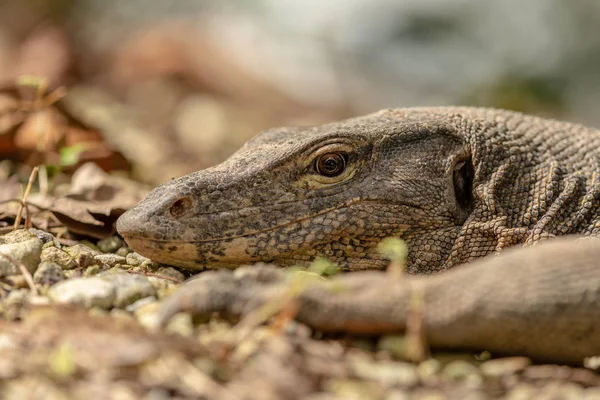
[158,237,600,364]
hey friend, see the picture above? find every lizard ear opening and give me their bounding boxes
[453,154,474,213]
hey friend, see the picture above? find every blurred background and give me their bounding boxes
[1,0,600,184]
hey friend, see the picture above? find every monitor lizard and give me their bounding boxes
[116,107,600,364]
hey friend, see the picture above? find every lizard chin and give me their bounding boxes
[120,235,202,269]
[121,233,262,270]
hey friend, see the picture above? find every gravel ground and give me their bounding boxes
[0,228,598,399]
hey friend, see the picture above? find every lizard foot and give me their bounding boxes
[158,265,288,325]
[158,265,410,333]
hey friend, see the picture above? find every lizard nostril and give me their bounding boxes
[169,197,193,219]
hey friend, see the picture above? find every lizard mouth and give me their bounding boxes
[118,198,423,244]
[118,201,361,269]
[118,197,365,244]
[121,208,332,243]
[118,199,423,269]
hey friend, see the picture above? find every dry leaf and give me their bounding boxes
[38,163,147,238]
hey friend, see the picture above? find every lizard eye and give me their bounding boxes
[315,153,347,177]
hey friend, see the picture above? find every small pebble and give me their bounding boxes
[0,238,42,277]
[94,253,127,267]
[28,228,58,245]
[351,359,419,388]
[48,277,116,309]
[442,360,483,387]
[98,272,157,308]
[417,358,442,384]
[480,357,531,377]
[40,246,78,270]
[83,265,106,276]
[64,244,101,268]
[125,252,155,267]
[155,266,185,282]
[116,247,131,257]
[4,289,29,306]
[33,261,66,286]
[97,236,125,253]
[0,229,37,244]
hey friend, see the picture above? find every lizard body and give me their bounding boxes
[117,107,600,363]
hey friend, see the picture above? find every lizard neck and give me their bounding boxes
[448,113,600,267]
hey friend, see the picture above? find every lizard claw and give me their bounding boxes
[158,264,287,326]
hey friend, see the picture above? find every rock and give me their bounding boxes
[378,335,406,359]
[40,246,78,270]
[4,289,29,306]
[125,296,157,312]
[97,236,125,253]
[155,266,185,282]
[63,244,101,268]
[98,272,156,308]
[147,276,178,297]
[442,360,483,387]
[63,270,82,279]
[129,298,161,330]
[33,261,66,285]
[417,358,442,385]
[351,359,419,388]
[0,238,42,277]
[115,247,131,257]
[48,277,115,309]
[533,381,584,400]
[0,229,37,244]
[480,357,531,377]
[94,253,127,267]
[145,266,185,293]
[125,252,155,267]
[83,265,107,276]
[28,228,58,245]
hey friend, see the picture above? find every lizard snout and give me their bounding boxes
[116,205,146,240]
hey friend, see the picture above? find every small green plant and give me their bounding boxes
[307,257,340,276]
[59,143,88,167]
[48,343,76,379]
[378,237,408,277]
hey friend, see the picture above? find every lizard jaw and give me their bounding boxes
[121,235,251,270]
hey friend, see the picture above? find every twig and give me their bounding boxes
[13,165,39,230]
[0,253,38,295]
[0,199,46,209]
[24,202,32,229]
[38,164,49,197]
[404,285,429,362]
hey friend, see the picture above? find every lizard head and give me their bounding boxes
[117,108,480,272]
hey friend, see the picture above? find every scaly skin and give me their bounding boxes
[117,107,600,272]
[156,237,600,364]
[117,107,600,362]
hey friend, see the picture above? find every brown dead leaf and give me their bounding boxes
[1,163,147,238]
[0,74,133,171]
[31,163,148,238]
[14,107,66,152]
